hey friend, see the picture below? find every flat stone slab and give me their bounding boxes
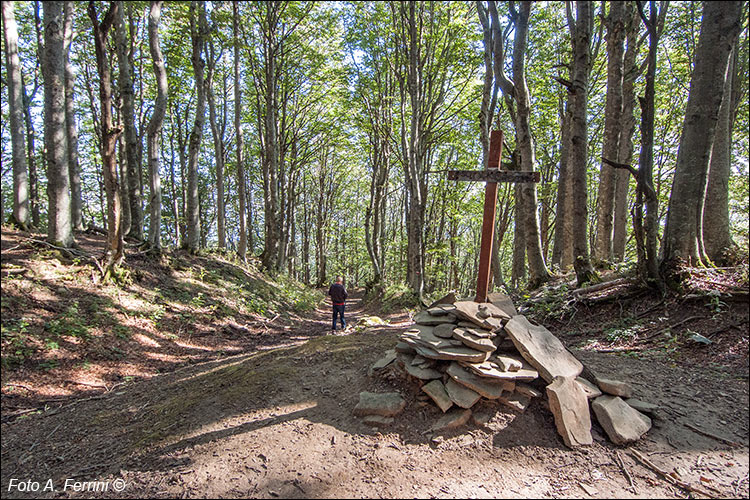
[459,357,538,382]
[422,380,454,413]
[394,342,416,354]
[353,392,406,417]
[447,362,513,399]
[426,304,457,316]
[592,395,652,445]
[362,415,394,427]
[504,315,583,383]
[452,328,496,352]
[494,354,522,372]
[497,393,532,412]
[428,292,457,308]
[431,408,472,432]
[444,378,482,409]
[596,377,633,398]
[371,350,397,371]
[453,301,505,331]
[515,383,542,399]
[576,377,602,399]
[433,323,456,339]
[487,292,517,318]
[404,361,442,380]
[414,310,458,326]
[546,376,593,448]
[625,398,660,414]
[411,343,491,364]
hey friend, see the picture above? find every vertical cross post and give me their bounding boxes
[475,129,503,303]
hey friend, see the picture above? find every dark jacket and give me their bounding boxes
[328,283,348,305]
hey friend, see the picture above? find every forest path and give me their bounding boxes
[1,286,748,499]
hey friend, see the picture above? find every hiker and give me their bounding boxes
[328,276,348,333]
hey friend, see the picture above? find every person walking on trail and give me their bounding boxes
[328,276,348,333]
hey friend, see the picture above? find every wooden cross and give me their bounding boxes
[447,130,540,303]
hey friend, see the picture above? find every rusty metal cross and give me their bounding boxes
[447,130,540,303]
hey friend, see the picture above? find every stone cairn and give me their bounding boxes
[358,292,656,448]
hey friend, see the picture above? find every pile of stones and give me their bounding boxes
[359,292,656,448]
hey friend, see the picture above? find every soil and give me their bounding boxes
[1,226,748,499]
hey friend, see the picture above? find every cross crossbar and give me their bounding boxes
[447,130,540,303]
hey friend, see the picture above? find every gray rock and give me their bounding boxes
[414,310,458,326]
[428,292,457,308]
[422,380,454,413]
[576,377,602,399]
[452,327,496,352]
[515,383,542,399]
[487,292,518,318]
[494,354,523,372]
[353,392,406,417]
[497,393,532,412]
[592,395,652,445]
[394,342,416,354]
[504,315,583,383]
[452,301,505,331]
[447,362,513,399]
[624,398,660,414]
[459,358,538,382]
[362,415,394,427]
[431,408,472,432]
[444,378,482,409]
[596,377,633,398]
[472,409,496,426]
[411,343,492,364]
[370,350,397,371]
[546,376,593,448]
[433,323,456,339]
[403,361,442,380]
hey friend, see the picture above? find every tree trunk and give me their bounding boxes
[594,1,625,263]
[206,42,226,250]
[233,2,247,261]
[613,2,639,261]
[662,1,743,268]
[44,1,74,247]
[62,1,83,232]
[185,0,207,253]
[2,0,30,230]
[569,0,597,286]
[114,0,142,240]
[551,97,574,270]
[89,1,124,276]
[511,185,526,287]
[146,0,166,251]
[513,1,551,289]
[703,42,739,264]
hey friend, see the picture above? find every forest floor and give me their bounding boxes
[1,225,748,499]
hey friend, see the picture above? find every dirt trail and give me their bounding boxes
[1,291,748,499]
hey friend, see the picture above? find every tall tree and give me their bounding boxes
[2,0,30,230]
[146,0,166,251]
[567,0,597,285]
[43,1,74,247]
[62,1,83,232]
[703,19,746,264]
[661,0,743,270]
[233,2,248,261]
[206,35,227,250]
[114,0,142,240]
[89,0,124,277]
[594,1,626,263]
[185,0,208,253]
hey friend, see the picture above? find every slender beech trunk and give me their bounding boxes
[233,2,248,261]
[207,41,226,250]
[2,0,30,230]
[114,0,142,240]
[662,1,743,269]
[185,0,207,252]
[89,1,124,275]
[146,0,166,251]
[569,0,597,286]
[594,1,625,263]
[44,1,74,247]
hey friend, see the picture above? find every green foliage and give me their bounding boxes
[1,318,35,368]
[47,304,91,340]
